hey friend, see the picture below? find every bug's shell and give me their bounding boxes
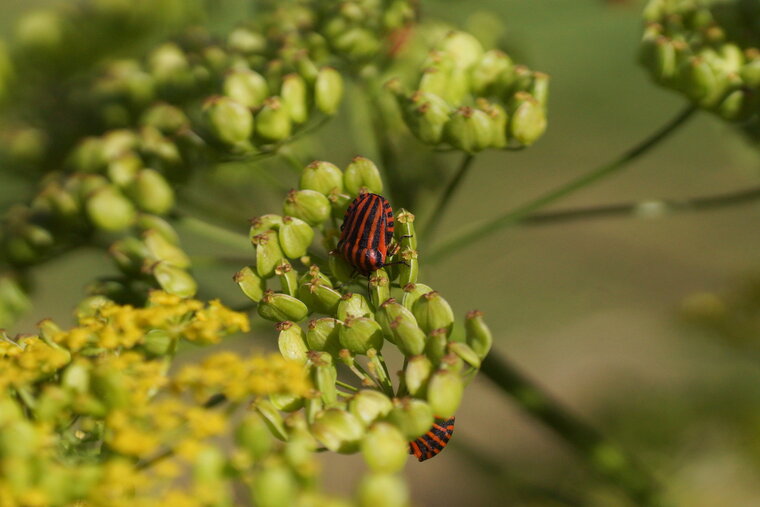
[408,416,455,461]
[336,193,395,275]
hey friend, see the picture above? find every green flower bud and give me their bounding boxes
[69,137,106,173]
[270,392,304,412]
[418,53,455,99]
[36,182,79,219]
[258,290,309,322]
[344,156,384,196]
[333,27,382,60]
[310,352,338,405]
[337,292,374,321]
[440,30,484,68]
[256,96,293,142]
[249,214,283,239]
[152,262,197,297]
[236,413,273,459]
[283,189,331,226]
[396,247,419,287]
[140,103,188,135]
[369,269,391,308]
[508,92,547,146]
[413,291,454,335]
[251,462,298,507]
[405,355,433,397]
[387,398,434,440]
[740,51,760,87]
[650,36,677,82]
[143,229,190,268]
[394,209,417,249]
[439,351,465,373]
[86,185,136,231]
[377,299,425,355]
[315,67,344,115]
[299,265,334,288]
[475,99,508,149]
[228,27,266,54]
[136,214,179,244]
[361,423,408,473]
[143,329,174,357]
[346,390,391,428]
[718,88,756,122]
[298,278,342,315]
[339,316,384,354]
[223,69,269,108]
[529,72,550,110]
[300,161,344,195]
[425,328,448,365]
[193,445,225,484]
[427,369,463,419]
[470,49,514,96]
[254,400,288,441]
[678,56,720,101]
[254,230,285,278]
[107,152,142,187]
[281,73,309,124]
[275,260,298,297]
[328,248,355,282]
[235,266,267,302]
[448,341,481,368]
[465,310,492,360]
[202,96,254,148]
[311,408,364,453]
[511,65,534,93]
[305,395,323,425]
[279,216,314,259]
[357,473,410,507]
[276,321,308,363]
[397,90,451,145]
[444,106,493,153]
[401,282,434,310]
[307,318,341,355]
[294,51,320,84]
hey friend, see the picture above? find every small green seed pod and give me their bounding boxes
[258,290,309,322]
[250,462,298,507]
[201,96,254,148]
[361,422,409,474]
[740,52,760,87]
[136,214,179,244]
[254,399,289,441]
[344,156,383,196]
[281,73,309,124]
[377,299,425,355]
[470,49,514,96]
[339,316,384,354]
[448,341,481,369]
[357,473,410,507]
[299,265,334,288]
[413,291,454,335]
[465,309,492,360]
[254,230,285,279]
[193,446,225,485]
[306,318,341,355]
[529,72,550,111]
[508,92,547,146]
[369,269,391,308]
[91,368,129,410]
[235,266,267,302]
[425,328,449,365]
[396,247,419,287]
[143,329,173,357]
[236,413,273,460]
[86,185,136,231]
[444,106,494,153]
[315,67,344,115]
[394,209,417,250]
[401,282,434,310]
[476,99,508,149]
[427,369,463,419]
[256,96,293,142]
[152,262,197,297]
[349,389,394,427]
[387,398,434,440]
[405,355,433,397]
[328,249,355,283]
[283,189,331,226]
[270,392,304,412]
[279,216,314,259]
[106,152,141,187]
[328,189,353,219]
[140,103,189,135]
[310,352,338,405]
[276,321,308,363]
[298,278,342,315]
[275,260,298,297]
[678,56,720,101]
[143,229,190,269]
[337,292,374,321]
[653,36,677,82]
[223,68,269,108]
[311,408,364,453]
[109,236,150,274]
[439,30,484,68]
[398,90,451,145]
[300,160,344,195]
[249,214,283,239]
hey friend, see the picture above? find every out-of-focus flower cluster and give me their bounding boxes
[640,0,760,123]
[235,156,493,497]
[387,30,550,152]
[0,291,360,507]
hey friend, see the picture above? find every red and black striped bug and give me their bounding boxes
[409,416,455,461]
[336,192,405,276]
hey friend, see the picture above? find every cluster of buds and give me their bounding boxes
[388,30,549,152]
[640,0,760,122]
[236,156,493,481]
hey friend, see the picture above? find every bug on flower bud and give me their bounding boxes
[408,416,455,461]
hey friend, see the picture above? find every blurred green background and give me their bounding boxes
[3,0,760,505]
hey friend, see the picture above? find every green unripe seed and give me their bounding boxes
[413,291,454,335]
[202,96,254,147]
[276,321,308,363]
[311,408,364,453]
[444,106,494,153]
[251,462,298,507]
[86,186,136,231]
[315,67,344,115]
[151,262,197,297]
[281,73,309,124]
[279,216,314,259]
[283,189,331,226]
[275,260,298,297]
[143,229,190,268]
[427,369,463,419]
[339,317,384,354]
[256,96,293,141]
[357,473,410,507]
[337,292,374,321]
[300,160,344,195]
[349,390,394,427]
[508,92,547,146]
[254,230,285,279]
[298,278,342,315]
[387,398,434,440]
[258,290,309,322]
[465,309,493,360]
[249,214,283,239]
[235,266,267,302]
[307,318,341,355]
[344,156,384,196]
[405,355,433,397]
[223,69,269,108]
[236,413,273,460]
[361,423,409,474]
[449,341,481,368]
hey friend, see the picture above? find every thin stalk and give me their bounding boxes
[480,351,663,507]
[336,380,358,392]
[427,105,697,263]
[175,215,250,253]
[422,153,476,240]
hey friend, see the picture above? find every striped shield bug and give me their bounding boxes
[409,416,455,461]
[336,192,408,276]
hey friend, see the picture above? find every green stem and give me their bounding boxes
[427,105,697,263]
[336,380,358,392]
[520,182,760,226]
[175,215,250,253]
[422,153,476,240]
[480,352,663,507]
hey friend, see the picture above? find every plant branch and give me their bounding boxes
[480,351,662,506]
[422,153,476,240]
[427,105,698,263]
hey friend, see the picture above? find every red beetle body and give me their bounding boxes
[409,416,455,461]
[337,193,395,275]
